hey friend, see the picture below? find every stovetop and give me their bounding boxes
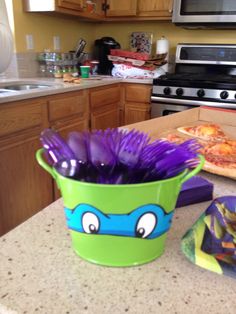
[154,73,236,90]
[151,44,236,109]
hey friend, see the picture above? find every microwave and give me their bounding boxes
[172,0,236,29]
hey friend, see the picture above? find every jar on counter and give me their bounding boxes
[53,65,62,78]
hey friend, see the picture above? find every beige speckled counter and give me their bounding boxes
[0,172,235,314]
[0,77,152,104]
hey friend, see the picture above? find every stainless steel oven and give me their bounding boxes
[151,102,195,118]
[151,44,236,118]
[172,0,236,28]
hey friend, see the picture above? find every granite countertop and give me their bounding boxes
[0,76,153,104]
[0,172,235,314]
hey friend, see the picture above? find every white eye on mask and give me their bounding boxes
[135,213,157,238]
[82,212,100,234]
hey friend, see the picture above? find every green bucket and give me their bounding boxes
[36,148,204,267]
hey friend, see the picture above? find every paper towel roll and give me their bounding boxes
[156,36,169,72]
[156,36,169,55]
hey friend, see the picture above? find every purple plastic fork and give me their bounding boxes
[117,129,150,168]
[40,127,201,184]
[40,128,80,178]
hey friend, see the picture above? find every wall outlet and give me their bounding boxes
[26,34,34,50]
[53,36,60,50]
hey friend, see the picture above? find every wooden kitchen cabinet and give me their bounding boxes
[57,0,105,18]
[23,0,172,20]
[137,0,173,17]
[90,84,120,130]
[0,89,90,235]
[23,0,104,20]
[123,83,152,125]
[0,98,52,236]
[104,0,173,20]
[105,0,137,16]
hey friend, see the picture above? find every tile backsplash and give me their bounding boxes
[1,52,41,79]
[16,52,40,78]
[1,51,175,79]
[0,53,18,79]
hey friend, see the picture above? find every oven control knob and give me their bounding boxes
[163,87,171,95]
[197,89,205,98]
[176,88,184,96]
[220,91,229,99]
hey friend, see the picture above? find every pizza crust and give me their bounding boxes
[177,126,195,138]
[203,161,236,180]
[177,124,226,141]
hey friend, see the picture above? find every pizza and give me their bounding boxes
[177,123,227,141]
[163,129,236,179]
[165,133,186,144]
[202,140,236,178]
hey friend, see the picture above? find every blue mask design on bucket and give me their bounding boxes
[64,204,173,239]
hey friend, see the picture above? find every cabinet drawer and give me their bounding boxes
[48,90,88,122]
[125,84,151,103]
[91,106,119,130]
[90,85,120,110]
[0,100,45,138]
[51,115,89,131]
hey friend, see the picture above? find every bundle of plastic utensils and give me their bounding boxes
[40,127,201,184]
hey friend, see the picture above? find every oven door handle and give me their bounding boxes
[151,96,236,109]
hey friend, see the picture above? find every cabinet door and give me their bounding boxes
[138,0,173,17]
[90,84,120,129]
[57,0,84,11]
[58,0,105,18]
[123,84,151,125]
[125,84,152,103]
[125,103,150,125]
[106,0,137,16]
[0,138,53,236]
[93,0,105,17]
[91,105,119,130]
[90,84,120,110]
[0,98,52,236]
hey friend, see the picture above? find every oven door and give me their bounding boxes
[151,95,236,110]
[172,0,236,24]
[151,102,193,118]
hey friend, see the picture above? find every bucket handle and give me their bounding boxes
[36,148,57,180]
[181,154,205,184]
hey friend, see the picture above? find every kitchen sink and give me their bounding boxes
[0,81,64,95]
[3,83,52,91]
[0,88,17,94]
